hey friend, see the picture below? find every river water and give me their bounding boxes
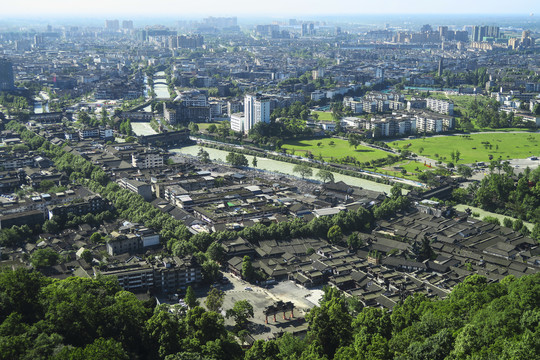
[153,71,170,100]
[131,122,157,136]
[171,145,394,194]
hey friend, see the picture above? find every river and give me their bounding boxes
[131,122,157,136]
[171,145,394,194]
[153,71,170,100]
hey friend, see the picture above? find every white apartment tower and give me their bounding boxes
[244,94,271,133]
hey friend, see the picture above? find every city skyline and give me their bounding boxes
[1,0,540,18]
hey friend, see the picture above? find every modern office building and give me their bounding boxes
[244,94,270,134]
[0,58,14,91]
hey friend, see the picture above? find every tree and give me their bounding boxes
[38,179,56,192]
[513,219,524,232]
[205,287,225,312]
[348,134,362,149]
[226,300,254,329]
[317,169,334,183]
[306,294,352,358]
[226,152,248,167]
[531,223,540,242]
[417,235,435,261]
[483,216,500,225]
[188,122,199,133]
[207,124,217,133]
[42,219,60,234]
[202,260,221,284]
[347,232,363,250]
[30,248,59,268]
[252,156,258,168]
[390,184,402,199]
[184,286,199,308]
[293,164,313,179]
[80,249,92,264]
[55,338,129,360]
[197,147,210,164]
[241,255,254,281]
[206,242,225,263]
[457,164,473,178]
[327,225,343,244]
[245,340,280,360]
[90,232,102,243]
[145,308,184,358]
[503,218,514,228]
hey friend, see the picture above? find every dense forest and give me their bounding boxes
[1,268,539,359]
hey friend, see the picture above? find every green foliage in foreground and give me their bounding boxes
[2,268,539,360]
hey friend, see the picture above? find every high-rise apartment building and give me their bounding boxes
[122,20,133,30]
[472,25,499,41]
[438,26,448,39]
[0,59,14,91]
[244,94,270,134]
[105,19,119,31]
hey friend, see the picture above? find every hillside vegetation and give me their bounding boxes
[1,268,539,360]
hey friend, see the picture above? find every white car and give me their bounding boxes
[244,287,252,291]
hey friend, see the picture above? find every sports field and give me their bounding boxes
[391,133,540,164]
[283,137,390,163]
[311,111,334,121]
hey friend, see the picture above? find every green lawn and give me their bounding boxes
[391,133,540,164]
[282,137,390,163]
[375,159,431,181]
[197,122,220,131]
[312,111,334,121]
[454,204,534,231]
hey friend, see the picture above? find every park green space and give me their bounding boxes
[311,111,334,121]
[454,204,534,231]
[423,93,529,132]
[391,133,540,164]
[282,137,389,163]
[198,122,220,131]
[375,159,431,181]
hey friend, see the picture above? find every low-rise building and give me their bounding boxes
[118,178,153,201]
[131,150,165,169]
[47,195,109,220]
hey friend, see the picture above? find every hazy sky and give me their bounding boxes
[2,0,540,18]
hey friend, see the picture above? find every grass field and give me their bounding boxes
[312,111,334,121]
[197,122,220,131]
[454,204,534,231]
[391,133,540,164]
[282,137,390,163]
[376,159,432,181]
